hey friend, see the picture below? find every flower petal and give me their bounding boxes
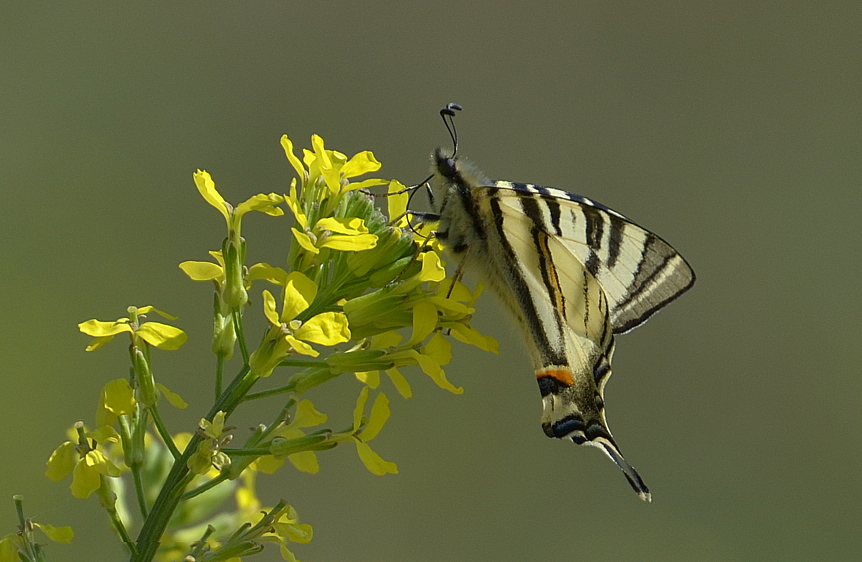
[282,272,317,321]
[319,233,378,252]
[194,170,230,221]
[341,150,381,178]
[287,451,320,474]
[353,386,370,430]
[385,368,412,399]
[262,289,280,325]
[78,319,132,338]
[293,399,327,428]
[136,322,188,350]
[285,335,319,357]
[362,392,390,441]
[354,370,380,388]
[156,382,188,409]
[45,442,76,481]
[346,178,388,191]
[85,336,115,352]
[253,455,285,474]
[294,312,351,345]
[407,301,438,346]
[316,217,369,235]
[248,262,289,285]
[291,228,319,254]
[235,192,284,217]
[284,180,308,228]
[424,332,452,366]
[449,323,499,353]
[354,438,398,475]
[102,378,135,415]
[135,306,179,320]
[179,260,224,281]
[285,523,313,543]
[70,461,101,499]
[410,350,463,394]
[386,180,410,226]
[34,523,74,543]
[281,135,306,181]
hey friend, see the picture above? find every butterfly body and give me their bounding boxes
[429,147,695,502]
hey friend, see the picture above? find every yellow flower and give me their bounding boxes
[282,134,386,198]
[353,331,413,398]
[0,516,73,562]
[291,216,379,255]
[45,425,122,499]
[338,387,397,475]
[386,180,410,228]
[254,399,328,474]
[248,272,351,377]
[187,411,231,475]
[78,305,187,351]
[255,502,313,562]
[193,170,283,233]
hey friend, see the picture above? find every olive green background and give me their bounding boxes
[3,2,860,561]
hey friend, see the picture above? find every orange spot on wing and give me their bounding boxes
[535,366,574,386]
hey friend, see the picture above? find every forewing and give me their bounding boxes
[491,183,695,334]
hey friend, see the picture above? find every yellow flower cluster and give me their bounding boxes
[45,131,498,562]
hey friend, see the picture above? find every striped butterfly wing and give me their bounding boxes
[492,182,696,334]
[485,185,661,500]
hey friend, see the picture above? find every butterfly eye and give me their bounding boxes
[437,157,457,178]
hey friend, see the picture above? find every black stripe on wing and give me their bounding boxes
[487,181,695,334]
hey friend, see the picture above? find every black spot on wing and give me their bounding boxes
[593,351,612,387]
[534,186,563,236]
[537,375,564,397]
[583,207,604,278]
[542,414,587,441]
[607,213,625,269]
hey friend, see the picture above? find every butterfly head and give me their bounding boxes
[431,147,493,194]
[433,147,458,180]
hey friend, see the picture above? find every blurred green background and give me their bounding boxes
[3,2,860,560]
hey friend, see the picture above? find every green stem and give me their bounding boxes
[131,464,149,519]
[221,447,271,456]
[279,359,327,368]
[180,473,229,502]
[234,310,249,363]
[242,380,297,402]
[13,495,25,527]
[117,416,148,519]
[188,525,216,560]
[149,404,181,460]
[215,353,224,399]
[99,475,137,557]
[131,365,257,562]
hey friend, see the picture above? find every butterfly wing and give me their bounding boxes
[492,182,695,334]
[487,189,653,500]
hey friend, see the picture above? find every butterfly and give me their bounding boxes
[415,104,695,501]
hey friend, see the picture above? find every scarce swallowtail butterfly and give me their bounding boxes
[416,104,695,501]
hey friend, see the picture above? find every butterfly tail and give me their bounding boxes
[590,435,652,502]
[552,415,652,503]
[539,370,652,502]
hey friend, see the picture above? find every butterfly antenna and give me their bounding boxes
[440,102,462,156]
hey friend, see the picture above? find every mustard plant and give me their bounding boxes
[35,133,497,562]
